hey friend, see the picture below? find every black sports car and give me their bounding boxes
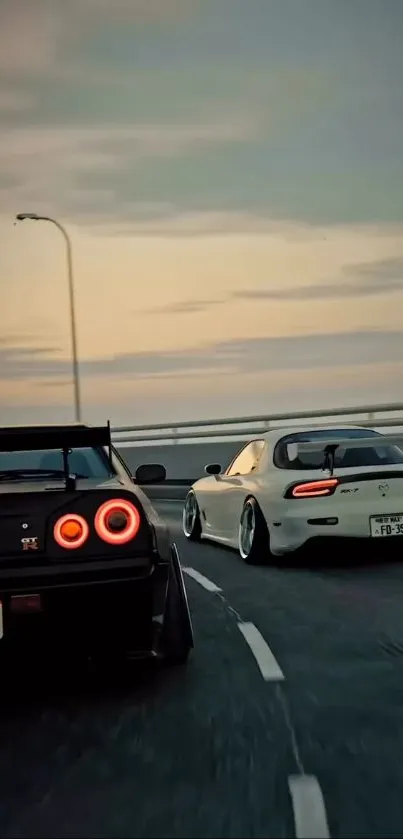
[0,423,193,667]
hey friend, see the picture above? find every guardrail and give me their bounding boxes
[112,401,403,445]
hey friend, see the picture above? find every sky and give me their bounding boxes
[1,0,403,427]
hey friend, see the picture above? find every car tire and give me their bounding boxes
[182,491,202,541]
[161,544,194,666]
[238,497,272,565]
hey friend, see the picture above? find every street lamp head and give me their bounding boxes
[16,213,40,221]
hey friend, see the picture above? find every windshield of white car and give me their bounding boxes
[0,447,113,480]
[274,429,403,470]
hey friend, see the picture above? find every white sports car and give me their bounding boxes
[182,425,403,562]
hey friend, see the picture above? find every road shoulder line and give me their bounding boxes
[288,775,330,838]
[237,620,285,681]
[182,566,222,593]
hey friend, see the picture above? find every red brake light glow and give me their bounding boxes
[94,499,140,545]
[291,478,339,498]
[54,513,89,549]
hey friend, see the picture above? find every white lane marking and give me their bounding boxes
[182,567,222,593]
[237,621,284,681]
[0,601,3,639]
[288,775,330,839]
[182,549,330,838]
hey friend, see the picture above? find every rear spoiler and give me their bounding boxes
[0,424,112,491]
[0,424,111,453]
[294,435,403,475]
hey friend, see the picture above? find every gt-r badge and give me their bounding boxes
[21,536,39,551]
[378,482,389,497]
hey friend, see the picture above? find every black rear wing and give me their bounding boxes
[0,424,111,453]
[295,435,403,454]
[294,434,403,475]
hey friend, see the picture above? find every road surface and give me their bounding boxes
[1,500,403,838]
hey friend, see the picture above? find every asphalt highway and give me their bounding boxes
[1,500,403,838]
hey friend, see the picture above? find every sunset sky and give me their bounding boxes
[1,0,403,427]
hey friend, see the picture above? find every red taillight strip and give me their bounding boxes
[290,478,339,498]
[53,513,89,549]
[94,499,141,545]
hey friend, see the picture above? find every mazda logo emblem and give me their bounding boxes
[378,482,389,496]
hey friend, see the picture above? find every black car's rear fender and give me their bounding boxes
[164,543,194,648]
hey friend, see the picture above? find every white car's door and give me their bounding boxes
[193,473,229,537]
[208,440,267,540]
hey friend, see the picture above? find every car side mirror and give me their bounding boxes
[204,463,221,475]
[135,463,166,484]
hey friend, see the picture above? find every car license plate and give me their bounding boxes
[370,514,403,537]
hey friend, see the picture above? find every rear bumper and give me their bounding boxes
[272,528,403,557]
[270,512,403,556]
[0,554,155,590]
[0,556,169,657]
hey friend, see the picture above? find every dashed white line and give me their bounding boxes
[182,569,283,680]
[182,567,222,593]
[237,621,284,681]
[182,562,330,837]
[288,775,330,838]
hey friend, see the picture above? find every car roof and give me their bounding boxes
[258,423,377,447]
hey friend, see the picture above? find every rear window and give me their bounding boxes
[273,428,403,470]
[0,447,111,478]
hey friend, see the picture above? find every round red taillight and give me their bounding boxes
[94,499,140,545]
[53,513,89,549]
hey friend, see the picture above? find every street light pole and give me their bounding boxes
[15,213,82,423]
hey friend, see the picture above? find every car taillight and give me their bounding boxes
[288,478,339,498]
[54,513,89,549]
[94,499,141,545]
